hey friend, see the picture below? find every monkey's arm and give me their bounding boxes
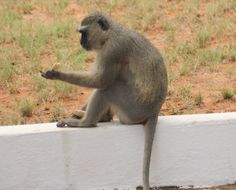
[41,64,120,89]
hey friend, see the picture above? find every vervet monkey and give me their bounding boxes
[41,12,168,190]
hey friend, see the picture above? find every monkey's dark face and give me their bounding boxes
[77,13,110,51]
[79,27,90,51]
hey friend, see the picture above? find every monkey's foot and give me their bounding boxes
[57,120,70,128]
[136,186,158,190]
[57,118,96,128]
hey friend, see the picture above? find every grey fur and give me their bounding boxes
[41,12,168,190]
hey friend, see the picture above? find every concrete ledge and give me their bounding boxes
[1,112,236,190]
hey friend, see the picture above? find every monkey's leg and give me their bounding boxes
[72,109,85,119]
[56,117,96,128]
[72,103,113,122]
[143,117,157,190]
[57,90,110,128]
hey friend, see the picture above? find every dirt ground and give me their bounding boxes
[0,0,236,125]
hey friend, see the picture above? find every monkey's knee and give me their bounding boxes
[72,108,112,122]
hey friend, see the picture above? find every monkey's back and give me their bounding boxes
[121,30,168,106]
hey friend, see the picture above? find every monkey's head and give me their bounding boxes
[77,12,111,51]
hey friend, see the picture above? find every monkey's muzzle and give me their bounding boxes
[76,25,88,33]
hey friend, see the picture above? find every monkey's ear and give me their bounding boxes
[98,17,109,31]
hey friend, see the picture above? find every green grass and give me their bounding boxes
[221,45,236,62]
[0,0,236,124]
[0,63,17,86]
[18,24,50,61]
[33,75,47,92]
[194,92,203,105]
[50,102,66,122]
[195,30,210,48]
[21,2,33,14]
[20,98,34,117]
[224,66,235,78]
[53,81,76,98]
[163,20,176,42]
[170,108,183,115]
[78,0,160,31]
[163,20,176,32]
[37,89,51,103]
[163,48,178,66]
[176,42,196,56]
[52,19,75,38]
[179,62,192,76]
[36,0,69,15]
[178,84,192,99]
[222,88,235,100]
[34,75,52,103]
[196,49,221,68]
[0,10,21,26]
[70,50,89,69]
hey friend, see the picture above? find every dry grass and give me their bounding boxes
[0,0,236,125]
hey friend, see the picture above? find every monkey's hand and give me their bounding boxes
[40,70,60,80]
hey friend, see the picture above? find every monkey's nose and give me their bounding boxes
[76,25,88,33]
[76,28,83,33]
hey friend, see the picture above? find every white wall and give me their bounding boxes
[0,112,236,190]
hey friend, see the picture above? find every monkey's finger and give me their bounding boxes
[40,72,48,79]
[40,70,53,79]
[40,71,46,77]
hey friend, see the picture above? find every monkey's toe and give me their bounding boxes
[57,120,68,128]
[56,119,83,128]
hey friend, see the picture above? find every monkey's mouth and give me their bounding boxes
[80,40,91,51]
[81,44,91,51]
[80,33,92,51]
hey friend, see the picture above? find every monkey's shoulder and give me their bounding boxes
[124,31,161,58]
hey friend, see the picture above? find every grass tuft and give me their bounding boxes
[0,63,17,86]
[178,84,192,99]
[50,102,66,122]
[53,81,76,98]
[20,98,34,117]
[194,92,203,105]
[22,3,33,14]
[0,10,21,26]
[195,30,210,48]
[222,88,235,100]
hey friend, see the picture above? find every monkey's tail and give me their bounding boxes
[143,117,157,190]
